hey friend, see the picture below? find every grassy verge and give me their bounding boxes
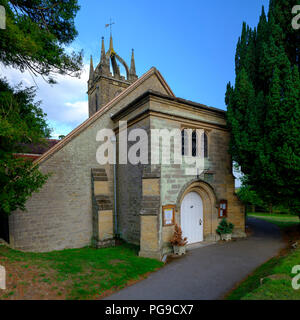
[248,212,300,228]
[226,213,300,300]
[0,243,163,300]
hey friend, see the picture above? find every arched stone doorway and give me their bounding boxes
[176,180,218,242]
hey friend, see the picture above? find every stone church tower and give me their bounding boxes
[87,35,138,117]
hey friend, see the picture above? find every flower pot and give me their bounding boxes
[173,245,186,255]
[221,233,232,241]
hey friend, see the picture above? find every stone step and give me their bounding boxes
[97,239,115,248]
[93,176,108,181]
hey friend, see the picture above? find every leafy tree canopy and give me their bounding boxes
[0,77,50,214]
[0,0,83,215]
[0,0,83,83]
[237,184,265,209]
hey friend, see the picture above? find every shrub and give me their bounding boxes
[216,218,234,235]
[170,224,187,246]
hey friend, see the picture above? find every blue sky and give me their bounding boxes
[1,0,269,137]
[76,0,269,108]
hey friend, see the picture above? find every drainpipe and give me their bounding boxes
[110,135,118,236]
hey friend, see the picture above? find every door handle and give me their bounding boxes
[199,218,202,225]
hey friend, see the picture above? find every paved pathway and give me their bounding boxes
[106,217,284,300]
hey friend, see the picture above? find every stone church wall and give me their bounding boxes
[9,72,170,252]
[116,117,150,244]
[147,99,245,255]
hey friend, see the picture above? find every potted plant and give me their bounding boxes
[170,224,188,255]
[216,218,234,241]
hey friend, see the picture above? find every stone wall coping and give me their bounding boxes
[142,174,161,179]
[111,90,226,122]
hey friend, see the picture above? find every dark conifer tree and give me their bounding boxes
[226,0,300,215]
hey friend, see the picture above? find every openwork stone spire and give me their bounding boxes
[87,35,139,117]
[91,35,138,82]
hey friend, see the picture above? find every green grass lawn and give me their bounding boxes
[0,243,163,300]
[226,213,300,300]
[248,212,300,228]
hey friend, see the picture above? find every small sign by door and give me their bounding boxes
[219,200,228,218]
[162,205,175,226]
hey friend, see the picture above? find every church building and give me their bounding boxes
[8,36,246,260]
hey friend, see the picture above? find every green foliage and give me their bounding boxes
[248,213,300,228]
[237,184,266,208]
[0,1,83,215]
[226,0,300,216]
[242,278,300,300]
[0,78,51,214]
[216,218,234,235]
[0,0,83,83]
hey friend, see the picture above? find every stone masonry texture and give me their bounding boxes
[9,68,245,256]
[9,72,170,252]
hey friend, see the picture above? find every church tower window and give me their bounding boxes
[192,130,197,157]
[181,129,189,156]
[181,128,208,158]
[95,93,98,112]
[201,132,208,158]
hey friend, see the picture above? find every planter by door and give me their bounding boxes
[221,233,232,241]
[180,191,203,244]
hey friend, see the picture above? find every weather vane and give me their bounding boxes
[105,18,115,36]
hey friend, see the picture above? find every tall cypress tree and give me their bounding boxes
[226,0,300,215]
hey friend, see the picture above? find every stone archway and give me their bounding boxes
[176,179,219,242]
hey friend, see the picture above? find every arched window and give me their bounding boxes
[181,129,185,156]
[181,129,189,156]
[95,93,98,112]
[182,128,206,157]
[192,130,197,157]
[201,132,208,158]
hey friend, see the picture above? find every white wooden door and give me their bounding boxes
[181,192,203,244]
